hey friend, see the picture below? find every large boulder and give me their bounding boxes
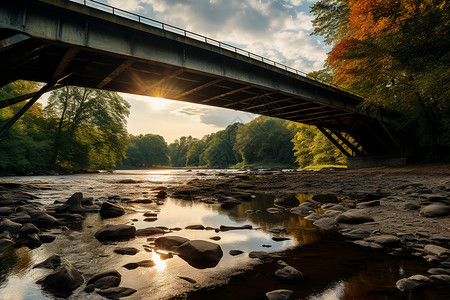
[420,203,450,217]
[155,236,190,251]
[274,194,299,208]
[66,192,99,213]
[100,202,125,219]
[94,224,136,241]
[335,210,374,224]
[39,262,84,295]
[175,240,223,269]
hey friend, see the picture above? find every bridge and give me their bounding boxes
[0,0,404,165]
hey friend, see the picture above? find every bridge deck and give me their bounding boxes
[0,0,402,157]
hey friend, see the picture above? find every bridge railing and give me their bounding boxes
[67,0,362,99]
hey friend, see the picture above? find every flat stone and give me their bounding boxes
[313,218,337,230]
[304,213,322,221]
[424,244,450,257]
[33,213,58,226]
[113,247,139,255]
[267,207,282,214]
[87,270,121,286]
[274,194,299,208]
[185,225,205,230]
[135,226,166,237]
[428,268,450,275]
[396,275,430,292]
[94,224,136,241]
[96,287,137,299]
[420,203,450,217]
[335,210,374,224]
[229,250,244,256]
[290,206,312,216]
[272,237,290,242]
[220,225,252,231]
[430,274,450,282]
[266,289,293,300]
[210,236,221,241]
[275,265,305,281]
[341,229,371,240]
[1,218,22,234]
[364,235,401,247]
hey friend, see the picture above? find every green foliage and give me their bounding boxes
[202,123,243,168]
[168,136,196,167]
[234,117,296,166]
[290,123,346,168]
[124,134,169,167]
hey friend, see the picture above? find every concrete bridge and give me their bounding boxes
[0,0,404,165]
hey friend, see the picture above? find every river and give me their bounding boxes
[0,169,447,299]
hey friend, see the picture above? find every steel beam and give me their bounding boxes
[97,60,133,89]
[0,85,62,109]
[201,85,250,104]
[316,125,352,158]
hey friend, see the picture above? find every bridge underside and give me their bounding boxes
[0,0,403,159]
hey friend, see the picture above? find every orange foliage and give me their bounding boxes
[328,38,360,63]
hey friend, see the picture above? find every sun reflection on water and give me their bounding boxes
[152,252,167,271]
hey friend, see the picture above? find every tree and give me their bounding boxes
[124,134,169,167]
[45,87,130,170]
[168,136,196,167]
[202,123,243,168]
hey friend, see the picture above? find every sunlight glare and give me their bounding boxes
[152,252,167,271]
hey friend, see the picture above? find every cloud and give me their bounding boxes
[106,0,327,72]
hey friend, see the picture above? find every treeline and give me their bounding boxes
[1,82,345,174]
[122,117,345,169]
[310,0,450,159]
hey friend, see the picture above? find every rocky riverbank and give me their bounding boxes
[0,165,449,299]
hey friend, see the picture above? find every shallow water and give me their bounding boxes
[0,170,447,299]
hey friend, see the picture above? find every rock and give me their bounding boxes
[358,200,380,208]
[0,207,13,216]
[353,240,384,249]
[274,194,299,208]
[122,263,139,270]
[143,217,157,222]
[272,237,290,242]
[275,265,305,281]
[249,251,276,262]
[136,260,155,268]
[175,240,223,269]
[396,275,430,292]
[185,225,205,230]
[430,274,450,282]
[312,194,339,203]
[19,223,40,236]
[269,227,287,234]
[335,210,374,224]
[323,204,347,211]
[424,244,450,257]
[210,236,221,241]
[342,229,371,240]
[290,206,313,216]
[155,236,190,251]
[113,247,139,255]
[229,250,244,256]
[94,224,136,241]
[364,235,401,247]
[96,287,137,299]
[66,192,84,212]
[84,284,95,293]
[220,225,252,231]
[39,235,56,243]
[313,218,337,230]
[86,270,121,290]
[100,202,125,219]
[143,212,157,217]
[26,233,42,248]
[1,218,22,234]
[324,210,342,218]
[156,190,168,199]
[33,213,58,226]
[179,276,196,283]
[39,262,84,294]
[420,203,450,217]
[0,238,14,248]
[304,212,322,221]
[10,212,31,224]
[135,227,166,237]
[428,268,450,275]
[34,255,61,269]
[266,289,293,300]
[404,202,420,210]
[267,207,282,214]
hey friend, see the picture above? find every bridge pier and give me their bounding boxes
[347,155,407,169]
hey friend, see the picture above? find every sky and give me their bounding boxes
[44,0,327,143]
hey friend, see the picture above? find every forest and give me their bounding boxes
[1,0,448,173]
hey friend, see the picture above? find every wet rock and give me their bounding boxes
[113,247,139,255]
[353,240,384,249]
[220,225,252,231]
[10,212,31,223]
[137,260,156,267]
[94,224,136,241]
[100,202,125,219]
[341,229,371,240]
[86,270,121,290]
[96,287,137,299]
[323,204,347,212]
[267,207,282,214]
[357,200,380,208]
[312,194,339,203]
[396,275,430,292]
[122,263,139,270]
[39,235,56,243]
[26,233,43,248]
[156,250,173,260]
[424,244,450,258]
[210,236,221,241]
[428,268,450,275]
[420,203,450,217]
[143,217,157,222]
[229,250,244,256]
[1,218,22,234]
[155,236,190,251]
[275,265,305,281]
[335,210,374,224]
[290,206,313,216]
[249,251,277,262]
[364,235,401,247]
[135,227,166,237]
[272,237,290,242]
[266,289,293,300]
[19,223,40,236]
[185,225,205,230]
[304,213,322,222]
[33,213,58,226]
[0,207,13,216]
[156,190,168,199]
[313,218,337,230]
[39,262,84,294]
[179,276,196,283]
[430,274,450,282]
[274,194,299,208]
[143,212,157,217]
[0,238,14,248]
[404,202,420,210]
[423,254,440,264]
[34,255,62,269]
[324,210,342,218]
[66,192,84,212]
[117,179,141,184]
[176,240,223,269]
